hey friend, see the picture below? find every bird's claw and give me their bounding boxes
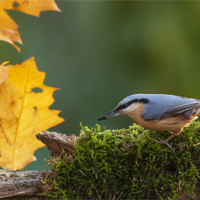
[153,138,175,152]
[153,138,163,143]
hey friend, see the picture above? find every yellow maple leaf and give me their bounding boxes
[0,57,64,170]
[0,0,60,51]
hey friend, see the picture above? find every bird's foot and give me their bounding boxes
[153,138,175,152]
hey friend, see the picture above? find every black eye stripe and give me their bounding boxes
[139,98,149,104]
[114,98,149,112]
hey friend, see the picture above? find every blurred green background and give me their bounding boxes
[1,1,200,170]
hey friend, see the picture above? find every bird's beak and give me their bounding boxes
[97,110,119,121]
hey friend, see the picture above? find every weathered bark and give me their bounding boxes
[36,131,76,157]
[0,169,45,199]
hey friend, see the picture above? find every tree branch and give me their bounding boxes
[0,169,45,199]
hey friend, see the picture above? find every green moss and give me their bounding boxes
[43,120,200,199]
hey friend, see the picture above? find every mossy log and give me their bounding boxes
[41,122,200,199]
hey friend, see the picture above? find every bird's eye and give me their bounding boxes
[122,104,128,109]
[115,103,130,112]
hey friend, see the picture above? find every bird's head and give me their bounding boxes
[98,94,149,121]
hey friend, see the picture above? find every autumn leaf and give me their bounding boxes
[0,0,60,51]
[0,57,64,170]
[0,9,22,52]
[0,61,10,85]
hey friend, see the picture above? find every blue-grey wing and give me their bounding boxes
[160,102,200,119]
[140,94,200,121]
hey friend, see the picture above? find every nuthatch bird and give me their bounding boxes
[98,94,200,151]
